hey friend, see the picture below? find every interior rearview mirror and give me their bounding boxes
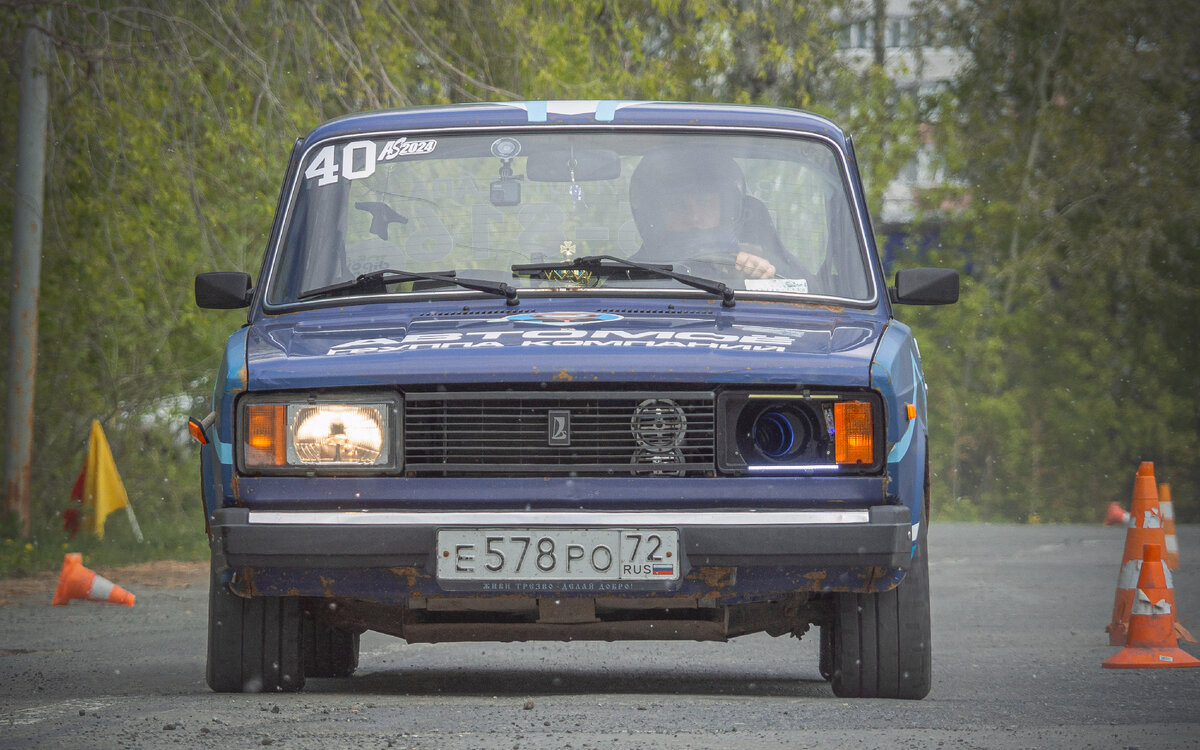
[525,148,621,182]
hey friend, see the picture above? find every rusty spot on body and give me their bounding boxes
[390,567,420,586]
[237,568,258,596]
[553,368,573,381]
[697,566,735,588]
[862,566,884,590]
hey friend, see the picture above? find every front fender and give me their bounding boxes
[871,321,927,541]
[201,327,248,524]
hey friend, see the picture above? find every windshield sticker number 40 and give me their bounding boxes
[304,138,437,186]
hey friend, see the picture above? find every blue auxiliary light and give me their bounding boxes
[753,410,797,458]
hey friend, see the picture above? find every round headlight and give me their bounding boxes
[740,404,816,462]
[753,410,798,458]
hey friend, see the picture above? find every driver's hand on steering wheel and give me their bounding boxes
[735,247,776,279]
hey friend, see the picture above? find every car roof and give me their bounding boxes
[302,101,849,149]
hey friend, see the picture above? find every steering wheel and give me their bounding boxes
[665,246,745,281]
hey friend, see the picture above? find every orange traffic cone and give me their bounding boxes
[1103,544,1200,669]
[1103,501,1131,527]
[1107,463,1172,645]
[51,553,135,607]
[1160,483,1179,570]
[1105,464,1194,645]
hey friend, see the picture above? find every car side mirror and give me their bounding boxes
[196,272,252,309]
[891,268,959,306]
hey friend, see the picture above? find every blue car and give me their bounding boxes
[193,101,958,698]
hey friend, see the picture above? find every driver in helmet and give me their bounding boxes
[629,146,783,279]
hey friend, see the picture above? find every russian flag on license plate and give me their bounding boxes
[652,565,674,575]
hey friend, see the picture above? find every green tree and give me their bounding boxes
[906,0,1200,521]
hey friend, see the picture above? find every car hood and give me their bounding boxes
[244,303,886,391]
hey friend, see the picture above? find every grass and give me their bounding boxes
[0,505,208,579]
[1,432,212,578]
[930,495,987,522]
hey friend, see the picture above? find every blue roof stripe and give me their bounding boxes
[595,101,627,122]
[524,101,548,123]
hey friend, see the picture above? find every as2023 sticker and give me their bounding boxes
[304,137,438,186]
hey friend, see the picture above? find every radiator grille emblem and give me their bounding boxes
[548,410,571,446]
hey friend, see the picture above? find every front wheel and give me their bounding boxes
[206,560,305,693]
[829,531,932,700]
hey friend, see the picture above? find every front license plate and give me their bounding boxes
[436,528,680,581]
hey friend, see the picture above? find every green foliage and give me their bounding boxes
[0,507,208,579]
[0,425,209,578]
[907,0,1200,522]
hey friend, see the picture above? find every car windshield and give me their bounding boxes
[266,131,873,306]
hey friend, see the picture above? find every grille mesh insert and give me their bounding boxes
[404,390,715,476]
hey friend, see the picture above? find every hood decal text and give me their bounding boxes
[326,328,799,356]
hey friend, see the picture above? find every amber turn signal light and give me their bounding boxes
[834,401,874,465]
[245,404,286,467]
[187,418,209,445]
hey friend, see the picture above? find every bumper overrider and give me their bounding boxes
[209,505,914,601]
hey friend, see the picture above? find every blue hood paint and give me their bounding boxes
[245,300,885,391]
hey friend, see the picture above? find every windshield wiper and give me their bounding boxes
[512,254,735,307]
[299,268,519,305]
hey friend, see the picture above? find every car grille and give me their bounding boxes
[404,390,716,476]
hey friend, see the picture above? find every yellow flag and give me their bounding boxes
[82,420,129,539]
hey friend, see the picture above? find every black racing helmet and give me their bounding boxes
[629,145,747,255]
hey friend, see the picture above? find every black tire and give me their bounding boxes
[206,561,305,693]
[302,616,360,678]
[818,625,833,681]
[829,531,932,700]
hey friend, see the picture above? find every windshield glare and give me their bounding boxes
[268,132,873,305]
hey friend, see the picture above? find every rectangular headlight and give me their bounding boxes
[716,390,883,475]
[240,393,400,474]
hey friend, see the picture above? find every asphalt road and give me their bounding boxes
[3,522,1199,749]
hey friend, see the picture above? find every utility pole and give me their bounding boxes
[4,11,50,537]
[872,0,887,68]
